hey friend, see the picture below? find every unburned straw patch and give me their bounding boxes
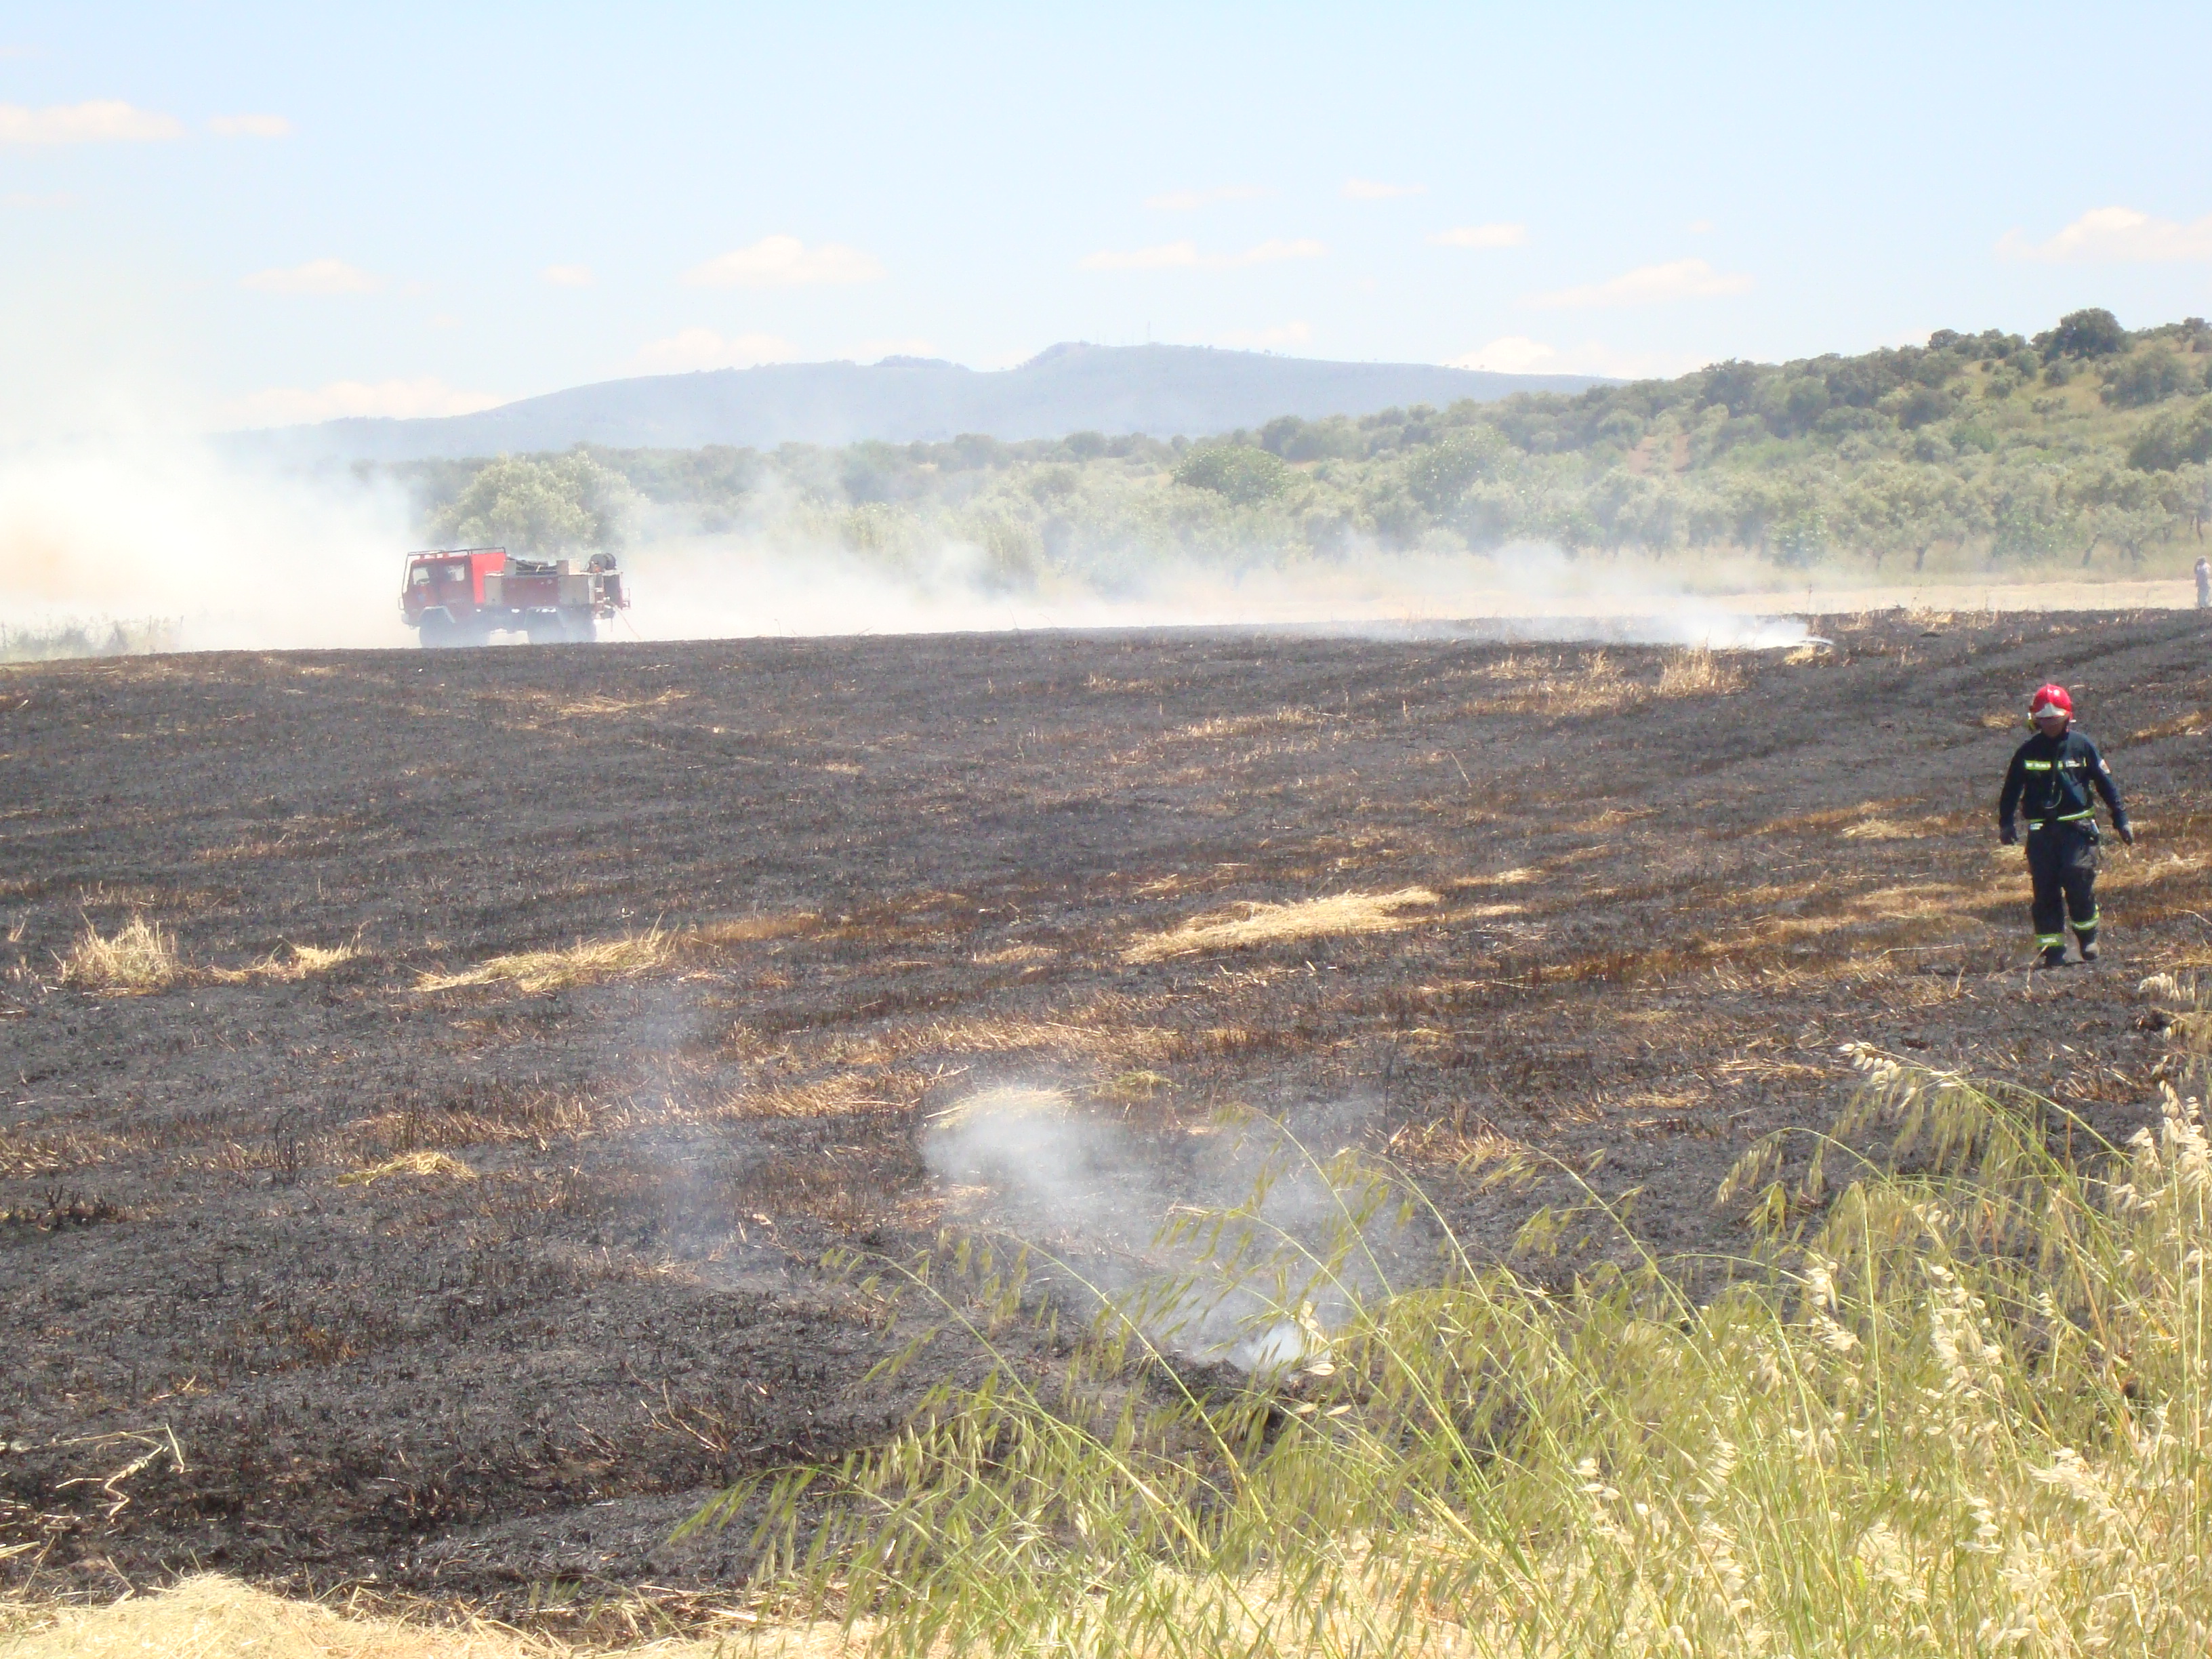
[209,940,359,983]
[1839,817,1928,841]
[54,914,180,992]
[509,686,695,720]
[1123,887,1440,964]
[2124,708,2212,745]
[415,928,680,994]
[1476,647,1748,719]
[0,1572,841,1658]
[337,1150,478,1186]
[416,914,819,994]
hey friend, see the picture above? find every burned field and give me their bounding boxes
[3,611,2209,1624]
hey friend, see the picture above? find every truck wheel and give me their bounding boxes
[418,612,457,648]
[562,611,600,642]
[524,614,567,645]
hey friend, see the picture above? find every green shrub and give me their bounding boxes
[1173,445,1295,506]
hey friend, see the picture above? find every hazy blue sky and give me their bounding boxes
[3,1,2210,436]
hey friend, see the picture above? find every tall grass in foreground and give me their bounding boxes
[697,1041,2212,1658]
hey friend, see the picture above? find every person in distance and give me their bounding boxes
[1997,683,2133,969]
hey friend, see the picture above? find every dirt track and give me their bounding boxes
[4,611,2209,1620]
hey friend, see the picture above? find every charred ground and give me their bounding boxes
[3,611,2208,1629]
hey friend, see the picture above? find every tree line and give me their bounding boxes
[399,309,2212,579]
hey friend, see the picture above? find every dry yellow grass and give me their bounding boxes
[2127,707,2212,743]
[1168,707,1317,742]
[415,928,678,994]
[209,941,358,983]
[56,914,180,991]
[336,1150,478,1186]
[416,915,818,995]
[1123,887,1439,963]
[1654,645,1746,696]
[973,943,1057,965]
[1479,648,1745,719]
[510,688,693,720]
[0,1573,855,1658]
[1838,817,1927,840]
[691,912,819,946]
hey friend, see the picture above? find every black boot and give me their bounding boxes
[2075,928,2100,963]
[2036,943,2069,969]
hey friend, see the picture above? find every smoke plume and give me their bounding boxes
[922,1086,1417,1372]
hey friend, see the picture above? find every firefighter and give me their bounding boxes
[1997,684,2133,968]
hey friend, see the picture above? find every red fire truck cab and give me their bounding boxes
[399,548,627,647]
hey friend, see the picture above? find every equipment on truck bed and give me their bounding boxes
[399,548,628,647]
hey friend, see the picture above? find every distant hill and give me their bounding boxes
[258,343,1607,460]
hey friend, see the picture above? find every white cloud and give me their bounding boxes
[1343,178,1426,199]
[1078,237,1326,271]
[1449,335,1696,379]
[1451,335,1561,373]
[1217,321,1313,350]
[1688,218,1715,234]
[1429,222,1529,249]
[0,100,181,143]
[242,258,382,295]
[3,190,73,208]
[222,377,504,427]
[208,113,291,138]
[1145,184,1271,211]
[1082,240,1204,271]
[631,328,800,373]
[680,234,884,287]
[541,264,596,287]
[1997,205,2212,264]
[1529,258,1752,308]
[1241,237,1326,264]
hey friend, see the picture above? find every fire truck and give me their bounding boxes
[399,548,628,646]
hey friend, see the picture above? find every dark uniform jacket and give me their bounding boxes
[1998,729,2127,838]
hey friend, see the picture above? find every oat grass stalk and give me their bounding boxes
[701,1052,2212,1658]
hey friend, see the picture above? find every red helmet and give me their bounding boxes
[2030,683,2073,722]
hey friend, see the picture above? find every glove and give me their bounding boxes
[2000,825,2018,846]
[2116,819,2135,846]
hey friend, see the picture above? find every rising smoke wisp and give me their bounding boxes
[923,1085,1419,1373]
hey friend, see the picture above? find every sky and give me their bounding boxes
[3,1,2211,439]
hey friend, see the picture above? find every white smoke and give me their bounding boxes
[613,531,1814,650]
[0,440,1819,657]
[0,437,415,653]
[922,1086,1411,1373]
